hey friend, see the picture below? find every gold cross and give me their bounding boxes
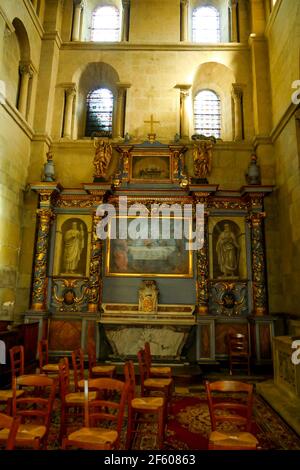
[144,114,160,134]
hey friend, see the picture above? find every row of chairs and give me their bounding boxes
[0,340,257,450]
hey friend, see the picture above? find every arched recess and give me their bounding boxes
[192,62,235,140]
[75,62,120,138]
[81,0,123,41]
[1,18,31,107]
[189,0,229,43]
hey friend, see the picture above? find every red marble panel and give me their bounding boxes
[201,325,210,358]
[87,321,96,353]
[215,323,248,355]
[259,324,271,359]
[48,320,81,351]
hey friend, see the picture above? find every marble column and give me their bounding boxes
[114,83,130,139]
[229,0,239,42]
[232,84,243,141]
[31,209,53,311]
[18,63,33,117]
[250,212,268,316]
[180,0,189,42]
[72,1,83,41]
[122,0,130,41]
[63,86,76,139]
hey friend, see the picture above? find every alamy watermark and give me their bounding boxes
[291,80,300,105]
[95,196,204,250]
[291,340,300,365]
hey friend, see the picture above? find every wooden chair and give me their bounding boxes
[124,360,165,450]
[62,378,129,450]
[38,339,59,375]
[144,342,172,378]
[137,349,173,422]
[9,345,25,380]
[88,346,116,379]
[59,357,97,442]
[0,412,20,450]
[71,348,85,391]
[228,333,251,376]
[205,380,258,450]
[0,375,57,449]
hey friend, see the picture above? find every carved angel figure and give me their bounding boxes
[193,140,214,178]
[93,139,112,178]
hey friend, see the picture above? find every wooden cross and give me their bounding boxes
[144,114,160,134]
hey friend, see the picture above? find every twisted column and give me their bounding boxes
[250,212,267,316]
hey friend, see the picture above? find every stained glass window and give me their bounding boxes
[194,90,221,138]
[192,6,220,43]
[85,88,113,137]
[91,6,120,42]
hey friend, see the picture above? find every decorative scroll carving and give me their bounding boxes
[52,278,89,312]
[87,213,102,312]
[31,209,53,310]
[249,212,267,316]
[209,281,248,316]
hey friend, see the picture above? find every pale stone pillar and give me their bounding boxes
[18,63,33,117]
[114,83,131,139]
[175,85,192,139]
[122,0,130,41]
[180,0,189,42]
[72,0,83,41]
[63,86,76,139]
[229,0,239,42]
[232,84,243,141]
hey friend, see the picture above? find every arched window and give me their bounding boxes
[192,6,220,43]
[85,88,114,137]
[91,5,120,41]
[194,90,221,138]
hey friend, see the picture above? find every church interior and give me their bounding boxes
[0,0,300,452]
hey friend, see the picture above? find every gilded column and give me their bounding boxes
[250,212,267,316]
[232,84,243,141]
[195,196,209,315]
[18,63,33,117]
[72,1,83,41]
[63,85,76,139]
[31,209,53,311]
[229,0,239,42]
[122,0,130,41]
[88,213,102,312]
[180,0,189,42]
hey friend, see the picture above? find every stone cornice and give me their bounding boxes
[43,31,63,48]
[61,42,249,52]
[0,95,34,140]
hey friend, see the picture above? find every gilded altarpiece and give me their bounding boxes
[25,143,275,365]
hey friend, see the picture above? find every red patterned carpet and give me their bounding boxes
[45,389,300,450]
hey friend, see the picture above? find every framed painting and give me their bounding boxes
[105,216,193,278]
[130,153,172,182]
[52,214,92,278]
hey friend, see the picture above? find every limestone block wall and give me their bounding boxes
[267,0,300,316]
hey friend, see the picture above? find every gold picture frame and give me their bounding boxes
[129,150,173,183]
[105,216,193,278]
[52,214,92,278]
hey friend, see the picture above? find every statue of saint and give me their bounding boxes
[93,139,112,178]
[138,280,159,313]
[193,140,213,178]
[216,223,240,277]
[63,222,85,273]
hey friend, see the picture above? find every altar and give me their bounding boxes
[24,138,275,366]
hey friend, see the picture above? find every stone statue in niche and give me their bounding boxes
[138,280,159,313]
[93,138,112,179]
[193,140,214,179]
[63,221,85,273]
[216,223,240,278]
